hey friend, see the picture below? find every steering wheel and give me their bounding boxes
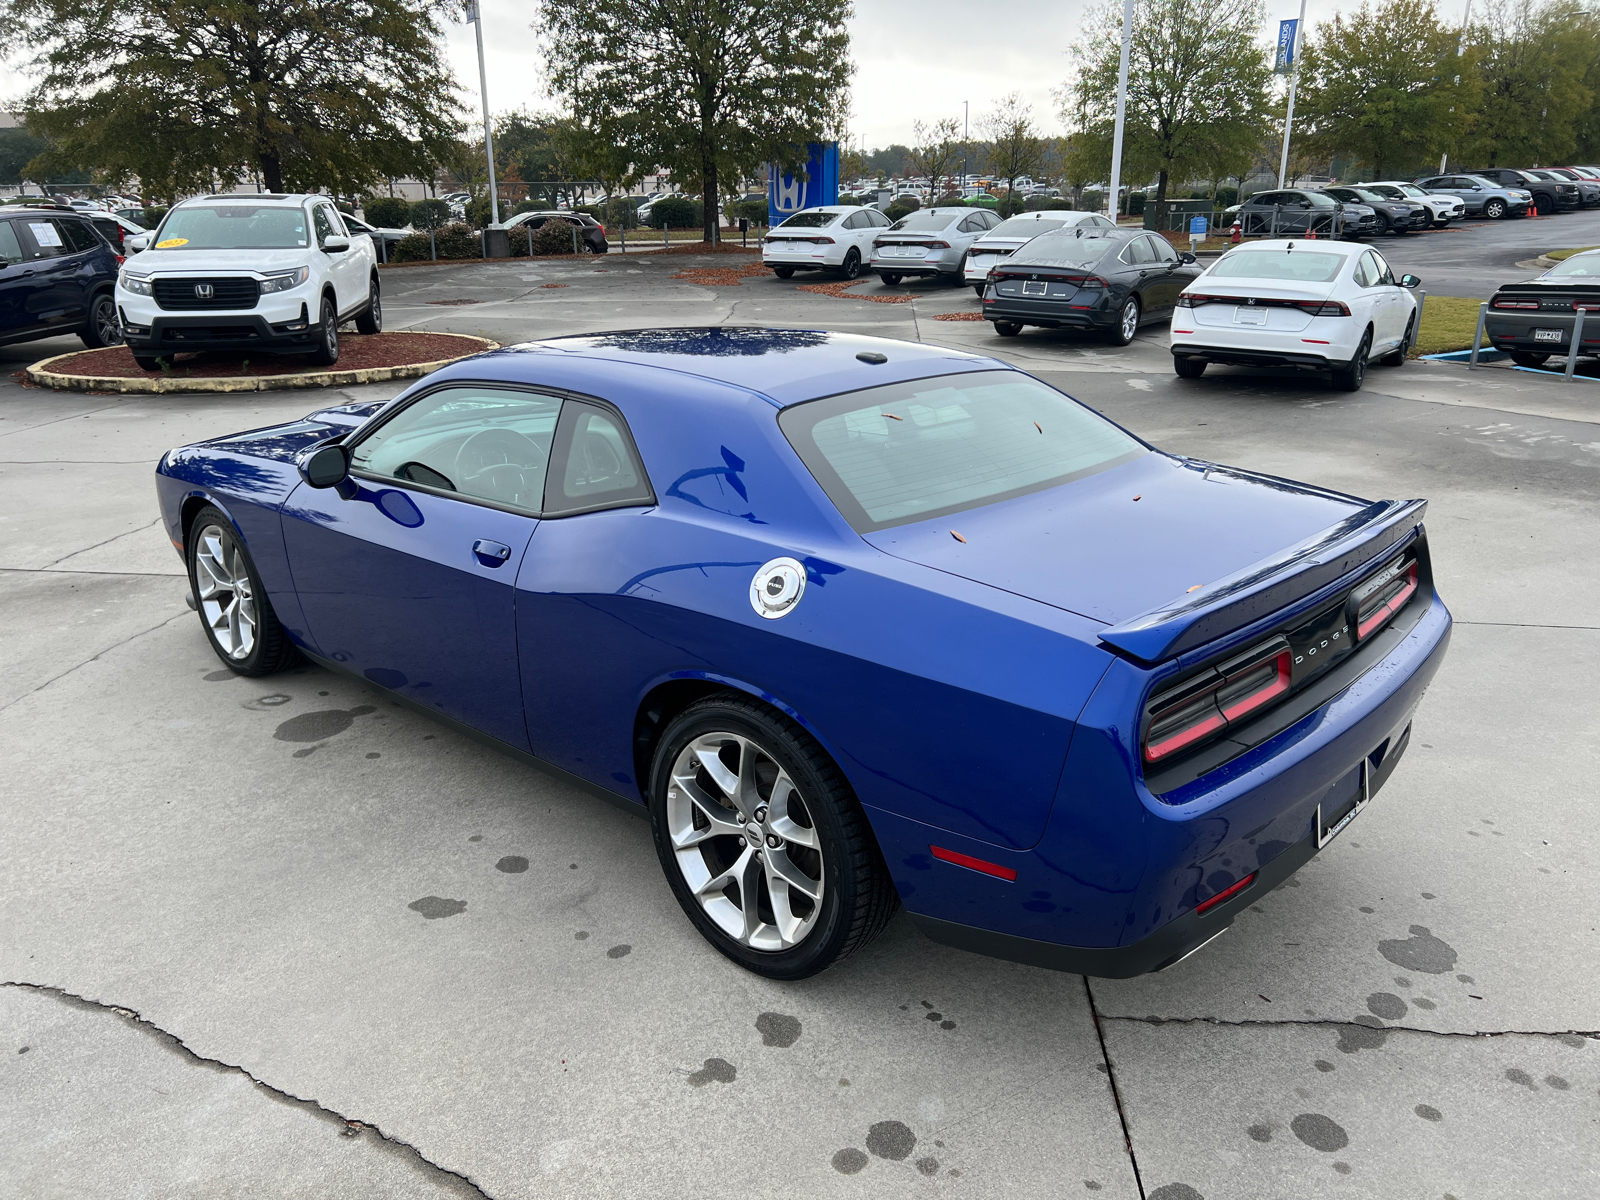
[454,428,547,507]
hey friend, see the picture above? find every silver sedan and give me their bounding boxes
[870,207,1002,285]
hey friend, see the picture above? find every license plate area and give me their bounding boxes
[1534,328,1563,342]
[1234,306,1268,325]
[1022,281,1048,296]
[1316,759,1370,849]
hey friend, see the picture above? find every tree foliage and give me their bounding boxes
[538,0,852,242]
[0,127,51,186]
[1061,0,1272,223]
[907,117,963,199]
[981,95,1044,214]
[2,0,464,198]
[1296,0,1474,179]
[1465,0,1596,166]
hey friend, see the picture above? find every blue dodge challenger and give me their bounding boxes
[155,328,1451,979]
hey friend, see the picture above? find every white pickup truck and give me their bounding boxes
[117,193,380,371]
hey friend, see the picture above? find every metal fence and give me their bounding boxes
[1236,207,1349,239]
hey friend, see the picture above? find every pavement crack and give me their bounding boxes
[1102,1013,1599,1041]
[40,517,163,569]
[0,610,188,714]
[3,982,496,1200]
[1084,976,1147,1200]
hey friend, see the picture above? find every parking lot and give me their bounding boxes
[3,211,1597,1199]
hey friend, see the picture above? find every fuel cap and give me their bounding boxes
[750,557,806,619]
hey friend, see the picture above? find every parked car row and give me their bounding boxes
[0,202,125,352]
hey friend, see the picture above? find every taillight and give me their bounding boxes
[1077,276,1108,289]
[1575,301,1600,312]
[1142,637,1292,764]
[1493,299,1539,309]
[1176,293,1193,307]
[1299,300,1351,316]
[1352,559,1418,640]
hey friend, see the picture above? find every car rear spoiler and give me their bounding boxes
[1097,498,1428,664]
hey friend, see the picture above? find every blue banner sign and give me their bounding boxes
[1189,215,1209,238]
[1275,19,1299,73]
[769,143,840,226]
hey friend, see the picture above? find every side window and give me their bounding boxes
[20,218,66,258]
[59,219,100,254]
[1092,214,1116,229]
[1121,237,1154,265]
[1354,252,1380,288]
[844,211,866,230]
[311,205,337,247]
[349,386,561,514]
[957,214,981,233]
[544,401,654,516]
[0,220,25,261]
[869,209,891,226]
[1369,250,1396,286]
[1150,235,1178,262]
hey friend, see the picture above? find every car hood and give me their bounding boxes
[124,247,316,275]
[864,452,1368,633]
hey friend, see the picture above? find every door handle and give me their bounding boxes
[472,539,512,568]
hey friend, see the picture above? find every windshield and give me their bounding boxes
[1208,249,1347,283]
[1350,188,1389,203]
[154,205,308,250]
[779,371,1144,532]
[778,211,838,228]
[988,216,1072,238]
[1546,253,1600,277]
[890,210,959,231]
[1395,184,1428,198]
[1305,192,1338,208]
[1007,229,1116,269]
[1365,185,1404,199]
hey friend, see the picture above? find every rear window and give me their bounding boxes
[779,371,1145,532]
[1007,228,1116,270]
[890,210,959,231]
[778,211,837,228]
[1208,249,1347,283]
[989,216,1071,238]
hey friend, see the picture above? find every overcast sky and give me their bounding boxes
[4,0,1476,151]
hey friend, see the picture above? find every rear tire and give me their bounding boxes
[354,279,382,334]
[773,266,795,279]
[972,284,985,296]
[879,272,902,286]
[1331,330,1371,391]
[1510,351,1550,367]
[648,693,897,980]
[838,249,861,280]
[993,321,1023,337]
[1174,356,1207,378]
[186,505,299,676]
[308,295,339,366]
[79,290,122,349]
[1109,295,1141,346]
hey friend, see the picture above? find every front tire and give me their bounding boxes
[133,353,162,372]
[354,278,382,334]
[1484,198,1507,220]
[1174,356,1207,378]
[1382,316,1414,366]
[772,266,795,279]
[186,506,299,676]
[308,295,339,366]
[1510,351,1550,367]
[80,291,122,349]
[1331,330,1371,391]
[648,694,897,980]
[1109,294,1141,346]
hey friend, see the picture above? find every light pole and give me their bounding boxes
[466,0,501,231]
[1440,0,1473,174]
[963,100,969,195]
[1106,0,1134,219]
[1276,0,1307,189]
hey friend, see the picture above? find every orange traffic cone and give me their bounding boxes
[1306,225,1317,239]
[1530,203,1538,217]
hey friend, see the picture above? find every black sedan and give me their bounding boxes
[981,227,1202,344]
[1319,186,1428,235]
[1484,249,1600,367]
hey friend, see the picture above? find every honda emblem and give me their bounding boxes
[1247,297,1257,305]
[194,283,214,300]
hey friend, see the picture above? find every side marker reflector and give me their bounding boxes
[930,845,1018,882]
[1196,871,1257,915]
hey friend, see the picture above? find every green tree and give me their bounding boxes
[2,0,464,197]
[1062,0,1273,226]
[0,127,50,186]
[538,0,851,244]
[1465,0,1596,166]
[908,117,963,200]
[1295,0,1475,179]
[981,95,1045,215]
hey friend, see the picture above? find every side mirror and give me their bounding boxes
[126,233,149,252]
[299,442,353,494]
[323,234,351,253]
[1180,251,1197,264]
[1400,273,1421,289]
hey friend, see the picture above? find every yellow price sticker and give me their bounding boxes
[155,237,189,248]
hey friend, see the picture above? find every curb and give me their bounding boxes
[25,336,500,395]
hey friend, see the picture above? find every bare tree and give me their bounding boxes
[981,94,1044,214]
[908,117,962,201]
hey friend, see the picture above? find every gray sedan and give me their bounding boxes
[870,206,1001,285]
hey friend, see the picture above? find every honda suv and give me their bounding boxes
[0,202,123,352]
[118,193,379,371]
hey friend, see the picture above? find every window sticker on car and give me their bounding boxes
[156,238,189,248]
[28,222,62,247]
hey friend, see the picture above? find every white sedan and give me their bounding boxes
[1169,239,1421,391]
[1368,181,1465,228]
[762,205,893,280]
[962,210,1117,293]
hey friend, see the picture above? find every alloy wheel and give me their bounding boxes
[193,524,257,660]
[665,732,824,952]
[323,300,338,357]
[95,295,122,345]
[1120,298,1139,342]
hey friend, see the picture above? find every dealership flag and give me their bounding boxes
[1275,19,1299,73]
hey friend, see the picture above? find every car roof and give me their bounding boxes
[178,193,308,206]
[1222,238,1354,255]
[496,327,1004,408]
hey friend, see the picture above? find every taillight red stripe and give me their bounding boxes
[1196,871,1256,915]
[1357,572,1418,639]
[930,845,1018,881]
[1219,651,1292,722]
[1144,710,1226,762]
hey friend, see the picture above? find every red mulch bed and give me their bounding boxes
[634,241,762,256]
[42,332,488,379]
[671,261,774,287]
[932,312,985,321]
[796,280,921,304]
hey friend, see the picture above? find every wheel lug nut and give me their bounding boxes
[753,806,767,822]
[766,834,782,848]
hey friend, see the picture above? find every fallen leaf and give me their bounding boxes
[950,531,968,543]
[1132,494,1142,501]
[884,413,903,421]
[1033,421,1042,433]
[1186,584,1203,593]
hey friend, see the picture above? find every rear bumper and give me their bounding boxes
[1487,313,1600,355]
[984,297,1110,329]
[1170,341,1347,370]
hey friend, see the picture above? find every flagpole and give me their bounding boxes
[1276,0,1307,190]
[1106,0,1135,219]
[469,0,501,228]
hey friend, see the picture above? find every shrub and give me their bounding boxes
[513,199,542,216]
[885,203,913,222]
[651,196,700,228]
[391,232,435,262]
[409,198,452,231]
[434,222,482,258]
[464,193,495,229]
[1214,186,1239,208]
[602,196,640,229]
[363,196,410,228]
[1127,193,1147,216]
[531,219,581,255]
[143,206,168,228]
[934,192,965,206]
[1043,197,1076,210]
[894,194,920,212]
[726,197,767,226]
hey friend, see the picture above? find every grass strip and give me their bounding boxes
[1412,295,1490,357]
[1547,246,1598,261]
